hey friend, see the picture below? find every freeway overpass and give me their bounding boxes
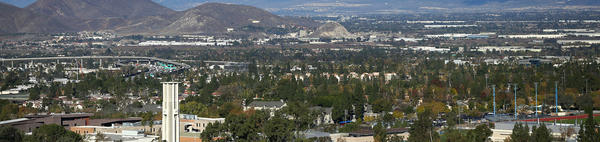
[0,56,190,69]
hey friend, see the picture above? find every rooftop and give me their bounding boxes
[247,101,286,108]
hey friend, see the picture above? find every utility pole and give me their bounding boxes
[492,85,496,117]
[535,82,539,124]
[514,84,518,119]
[555,81,558,114]
[485,74,489,88]
[535,82,538,117]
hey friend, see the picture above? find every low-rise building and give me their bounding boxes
[0,113,93,133]
[244,100,287,116]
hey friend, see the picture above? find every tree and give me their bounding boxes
[180,101,210,117]
[372,98,392,113]
[577,107,600,142]
[408,109,439,142]
[141,112,155,134]
[530,124,552,142]
[443,128,465,142]
[31,124,82,142]
[263,114,294,142]
[281,102,316,131]
[0,101,19,121]
[382,113,395,127]
[509,123,530,142]
[0,126,24,142]
[95,132,107,142]
[467,124,492,142]
[201,122,226,142]
[29,86,41,100]
[374,123,387,142]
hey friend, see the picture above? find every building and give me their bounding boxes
[0,113,93,133]
[82,130,159,142]
[70,114,223,142]
[180,114,225,133]
[309,107,334,125]
[476,46,542,53]
[499,34,567,39]
[424,25,477,28]
[557,40,600,44]
[0,84,34,95]
[244,100,287,116]
[244,100,286,111]
[490,121,579,142]
[405,46,451,53]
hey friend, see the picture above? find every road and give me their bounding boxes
[0,56,190,69]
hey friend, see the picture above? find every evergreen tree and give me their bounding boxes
[374,123,387,142]
[408,109,439,142]
[466,124,493,142]
[264,114,294,142]
[577,107,600,142]
[510,123,530,142]
[530,124,552,142]
[30,124,82,142]
[0,126,24,142]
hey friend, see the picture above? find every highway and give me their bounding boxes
[0,56,190,69]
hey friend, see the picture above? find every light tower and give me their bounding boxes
[492,85,496,117]
[162,82,180,142]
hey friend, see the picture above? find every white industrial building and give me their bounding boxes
[476,46,542,53]
[499,34,567,39]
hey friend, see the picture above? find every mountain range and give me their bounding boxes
[1,0,600,34]
[0,0,310,35]
[3,0,600,15]
[105,0,600,15]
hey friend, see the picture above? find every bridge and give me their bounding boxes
[0,56,191,69]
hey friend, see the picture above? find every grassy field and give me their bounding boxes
[555,117,600,124]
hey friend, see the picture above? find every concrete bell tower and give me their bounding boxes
[162,82,180,142]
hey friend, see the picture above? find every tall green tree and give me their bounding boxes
[0,126,24,142]
[201,122,227,142]
[530,124,552,142]
[263,114,294,142]
[408,109,439,142]
[577,107,600,142]
[30,124,82,142]
[466,124,492,142]
[510,123,530,142]
[374,123,387,142]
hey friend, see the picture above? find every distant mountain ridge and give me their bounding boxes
[2,0,600,15]
[1,0,599,34]
[151,0,600,15]
[0,2,72,33]
[26,0,176,19]
[0,0,310,35]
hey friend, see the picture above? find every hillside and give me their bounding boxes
[310,22,354,39]
[161,3,293,34]
[26,0,175,19]
[0,2,72,34]
[0,1,314,34]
